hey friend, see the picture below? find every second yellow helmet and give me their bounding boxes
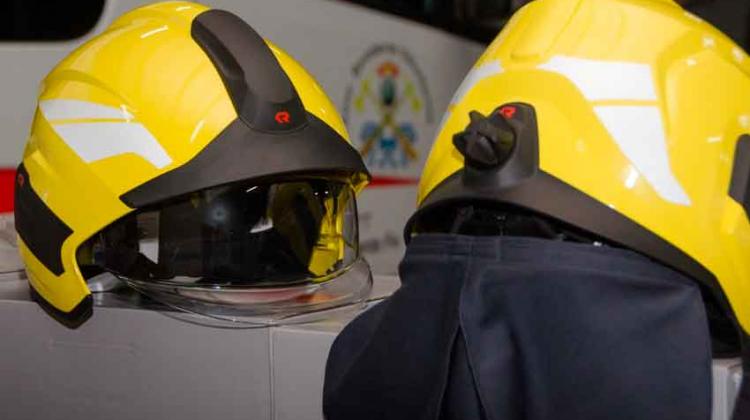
[409,0,750,345]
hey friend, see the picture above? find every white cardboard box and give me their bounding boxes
[0,270,400,420]
[0,272,743,420]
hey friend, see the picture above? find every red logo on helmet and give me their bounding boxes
[499,106,517,119]
[275,111,291,125]
[17,173,24,188]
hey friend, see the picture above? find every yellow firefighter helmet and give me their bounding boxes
[15,2,371,327]
[409,0,750,346]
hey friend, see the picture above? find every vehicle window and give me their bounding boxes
[341,0,456,32]
[0,0,105,41]
[341,0,522,43]
[343,0,749,48]
[684,0,750,50]
[456,0,529,42]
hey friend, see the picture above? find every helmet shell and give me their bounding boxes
[417,0,750,334]
[16,1,365,320]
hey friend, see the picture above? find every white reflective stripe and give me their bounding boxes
[52,122,172,169]
[449,60,503,106]
[39,99,133,121]
[538,56,657,101]
[594,106,691,205]
[537,55,689,205]
[436,60,504,133]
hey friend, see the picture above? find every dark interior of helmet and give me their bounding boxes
[77,177,357,288]
[411,200,744,356]
[412,200,611,244]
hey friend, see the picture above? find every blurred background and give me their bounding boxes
[0,0,746,274]
[0,0,746,45]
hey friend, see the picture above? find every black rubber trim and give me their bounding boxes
[121,113,369,208]
[406,103,741,338]
[29,285,92,329]
[192,9,306,132]
[410,170,716,288]
[729,135,750,216]
[410,170,742,335]
[14,164,72,276]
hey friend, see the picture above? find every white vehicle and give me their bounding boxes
[0,0,508,274]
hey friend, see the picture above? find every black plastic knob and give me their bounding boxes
[453,110,516,170]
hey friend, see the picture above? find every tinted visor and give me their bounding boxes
[78,177,365,317]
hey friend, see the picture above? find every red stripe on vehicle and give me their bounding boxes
[0,171,418,208]
[0,168,15,213]
[368,176,419,187]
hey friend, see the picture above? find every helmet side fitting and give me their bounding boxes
[121,9,369,209]
[191,9,307,133]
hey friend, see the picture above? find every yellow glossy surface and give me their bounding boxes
[20,1,360,313]
[420,0,750,331]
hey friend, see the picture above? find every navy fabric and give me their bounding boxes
[324,234,712,420]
